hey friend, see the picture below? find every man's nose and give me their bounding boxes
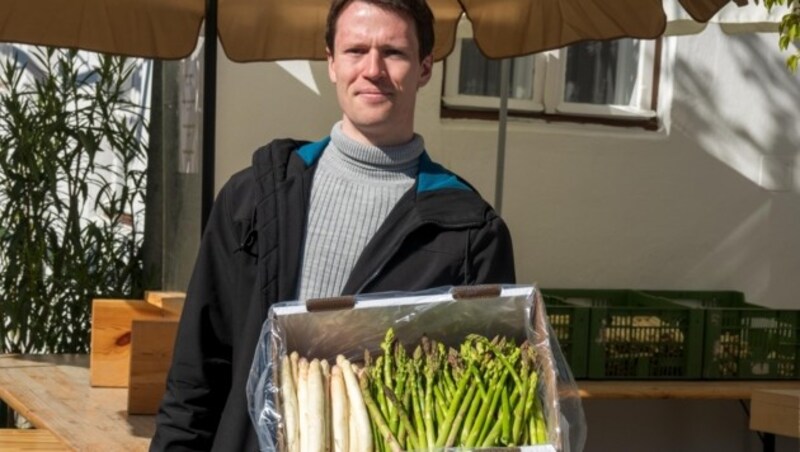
[363,49,385,79]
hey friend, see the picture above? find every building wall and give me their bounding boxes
[215,25,799,452]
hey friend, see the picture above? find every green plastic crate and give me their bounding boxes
[541,293,590,378]
[641,290,800,379]
[542,289,704,379]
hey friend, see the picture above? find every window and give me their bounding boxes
[448,38,545,112]
[442,19,659,122]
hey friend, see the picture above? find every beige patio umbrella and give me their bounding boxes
[0,0,205,60]
[1,0,735,61]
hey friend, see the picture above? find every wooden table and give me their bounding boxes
[750,389,800,452]
[1,354,798,451]
[577,379,800,400]
[0,354,153,451]
[577,379,800,452]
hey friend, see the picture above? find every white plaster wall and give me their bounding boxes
[214,55,340,190]
[214,25,800,452]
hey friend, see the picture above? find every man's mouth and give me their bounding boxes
[358,90,392,100]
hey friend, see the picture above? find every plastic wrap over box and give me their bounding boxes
[247,285,586,452]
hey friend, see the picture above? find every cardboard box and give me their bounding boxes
[250,285,566,451]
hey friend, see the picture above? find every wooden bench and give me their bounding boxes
[0,428,69,451]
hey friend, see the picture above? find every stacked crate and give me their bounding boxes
[541,288,800,380]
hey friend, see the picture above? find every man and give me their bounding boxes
[150,0,515,450]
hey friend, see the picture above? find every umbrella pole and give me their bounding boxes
[494,58,510,215]
[201,0,218,233]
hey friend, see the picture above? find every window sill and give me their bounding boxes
[440,104,660,131]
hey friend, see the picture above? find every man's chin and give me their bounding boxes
[350,115,392,131]
[342,118,413,145]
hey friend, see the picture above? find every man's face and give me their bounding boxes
[327,1,433,146]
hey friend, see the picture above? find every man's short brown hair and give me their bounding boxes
[325,0,435,61]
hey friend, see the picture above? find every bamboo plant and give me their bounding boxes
[0,46,149,353]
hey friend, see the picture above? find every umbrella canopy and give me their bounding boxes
[0,0,205,60]
[1,0,734,62]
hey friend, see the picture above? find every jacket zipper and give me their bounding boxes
[353,233,406,295]
[352,219,481,295]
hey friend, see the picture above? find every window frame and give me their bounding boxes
[441,19,660,122]
[442,20,546,113]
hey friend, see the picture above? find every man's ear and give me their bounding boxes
[327,48,337,83]
[417,54,433,88]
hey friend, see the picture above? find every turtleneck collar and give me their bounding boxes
[329,121,424,174]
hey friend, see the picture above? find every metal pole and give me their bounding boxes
[494,58,510,215]
[201,0,218,233]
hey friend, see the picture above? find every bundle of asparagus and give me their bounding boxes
[279,328,548,452]
[280,352,371,451]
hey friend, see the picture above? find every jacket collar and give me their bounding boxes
[296,137,471,194]
[296,137,329,166]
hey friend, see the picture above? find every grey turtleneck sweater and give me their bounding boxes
[297,123,424,301]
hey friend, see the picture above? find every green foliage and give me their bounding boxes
[0,46,148,353]
[763,0,800,72]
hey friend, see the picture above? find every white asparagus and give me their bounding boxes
[290,351,300,390]
[348,396,358,452]
[330,365,349,452]
[281,355,300,452]
[307,359,326,452]
[297,358,309,452]
[337,355,372,452]
[320,359,331,452]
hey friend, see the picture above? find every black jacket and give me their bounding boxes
[150,137,516,451]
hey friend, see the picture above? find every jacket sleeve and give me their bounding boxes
[150,180,246,451]
[467,213,516,285]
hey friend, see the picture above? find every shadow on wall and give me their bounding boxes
[669,25,800,308]
[671,25,800,192]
